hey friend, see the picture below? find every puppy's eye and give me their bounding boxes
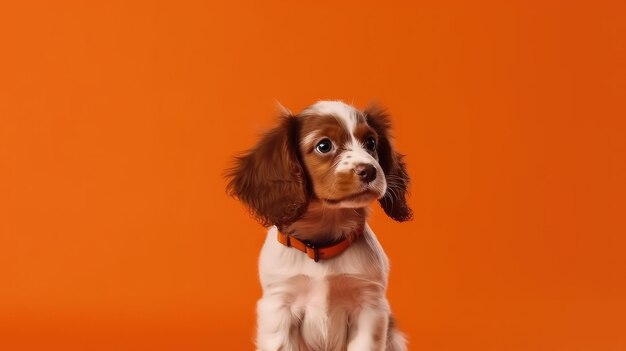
[315,138,333,154]
[365,136,377,151]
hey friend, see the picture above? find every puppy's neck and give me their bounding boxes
[283,201,369,244]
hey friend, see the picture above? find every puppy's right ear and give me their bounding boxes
[365,105,413,222]
[226,114,309,228]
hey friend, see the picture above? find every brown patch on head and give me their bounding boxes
[364,105,413,222]
[225,114,309,228]
[299,115,351,150]
[353,122,379,156]
[353,122,376,140]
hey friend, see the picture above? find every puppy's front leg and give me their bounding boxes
[348,305,389,351]
[256,297,300,351]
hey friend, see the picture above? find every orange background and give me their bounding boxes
[1,1,625,350]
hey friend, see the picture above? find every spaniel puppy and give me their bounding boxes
[227,101,411,351]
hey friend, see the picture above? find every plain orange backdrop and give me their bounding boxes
[1,0,625,350]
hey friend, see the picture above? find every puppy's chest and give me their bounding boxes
[282,273,380,350]
[266,233,388,311]
[285,273,382,312]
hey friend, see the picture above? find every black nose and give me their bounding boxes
[354,164,377,183]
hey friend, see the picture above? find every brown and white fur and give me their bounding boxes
[226,101,412,351]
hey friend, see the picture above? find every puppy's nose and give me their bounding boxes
[354,164,377,183]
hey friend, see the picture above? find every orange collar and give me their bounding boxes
[277,230,362,262]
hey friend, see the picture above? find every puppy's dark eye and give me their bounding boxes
[315,138,333,154]
[365,136,377,151]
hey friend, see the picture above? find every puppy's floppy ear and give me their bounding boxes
[365,105,413,222]
[226,114,309,228]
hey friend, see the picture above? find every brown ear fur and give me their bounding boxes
[365,106,413,222]
[226,115,309,227]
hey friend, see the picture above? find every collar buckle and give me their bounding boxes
[303,240,320,262]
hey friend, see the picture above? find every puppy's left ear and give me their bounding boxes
[365,105,413,222]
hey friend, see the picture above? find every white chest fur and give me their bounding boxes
[256,225,392,351]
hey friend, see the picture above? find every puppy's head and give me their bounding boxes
[226,101,412,228]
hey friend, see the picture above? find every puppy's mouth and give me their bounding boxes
[322,189,379,205]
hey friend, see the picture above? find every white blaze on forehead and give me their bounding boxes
[301,100,358,133]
